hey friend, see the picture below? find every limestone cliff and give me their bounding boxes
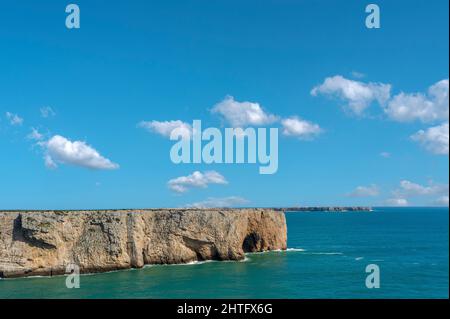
[0,209,287,278]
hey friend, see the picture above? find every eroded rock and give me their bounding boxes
[0,209,287,278]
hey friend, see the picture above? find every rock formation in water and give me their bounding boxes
[0,209,287,278]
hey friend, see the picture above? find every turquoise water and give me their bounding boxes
[0,207,448,298]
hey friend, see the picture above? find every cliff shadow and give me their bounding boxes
[12,214,56,249]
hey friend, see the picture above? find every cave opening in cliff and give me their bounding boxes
[242,232,263,253]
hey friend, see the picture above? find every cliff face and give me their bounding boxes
[0,209,287,278]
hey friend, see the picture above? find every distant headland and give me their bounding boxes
[279,207,373,212]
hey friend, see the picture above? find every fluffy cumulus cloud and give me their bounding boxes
[389,180,449,205]
[167,170,227,193]
[186,196,249,208]
[138,120,192,139]
[5,112,24,126]
[396,180,448,197]
[40,106,56,118]
[384,79,449,123]
[311,75,391,115]
[281,116,322,140]
[139,97,323,143]
[41,135,119,170]
[347,184,379,197]
[311,76,449,155]
[211,96,278,127]
[411,122,449,155]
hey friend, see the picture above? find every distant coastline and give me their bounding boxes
[280,207,372,212]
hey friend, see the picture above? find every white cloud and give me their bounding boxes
[186,196,249,208]
[211,96,278,127]
[138,120,192,139]
[387,180,449,207]
[311,75,391,115]
[44,154,57,169]
[27,127,43,140]
[311,76,448,124]
[435,195,449,206]
[168,170,227,193]
[281,116,322,140]
[384,79,449,123]
[380,151,391,158]
[5,112,24,126]
[398,180,431,195]
[411,122,449,155]
[41,135,119,170]
[385,198,408,207]
[347,184,379,197]
[40,106,56,118]
[394,180,449,198]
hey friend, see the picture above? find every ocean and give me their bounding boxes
[0,207,448,299]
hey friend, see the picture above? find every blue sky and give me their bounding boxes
[0,0,448,209]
